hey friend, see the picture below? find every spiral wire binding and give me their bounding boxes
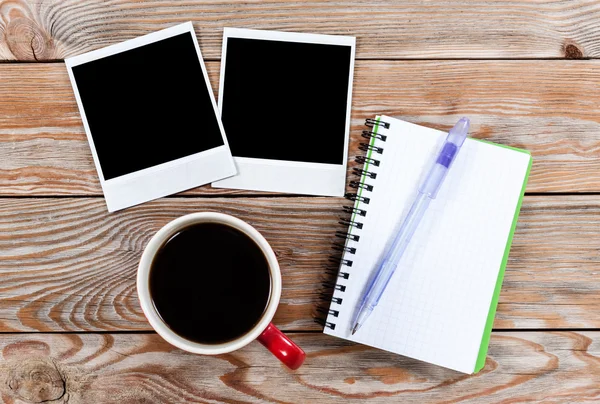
[356,155,380,167]
[358,143,384,154]
[349,181,374,192]
[352,168,377,179]
[362,130,387,142]
[314,118,390,331]
[339,218,363,229]
[343,205,367,217]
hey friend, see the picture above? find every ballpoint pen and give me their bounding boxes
[351,118,470,335]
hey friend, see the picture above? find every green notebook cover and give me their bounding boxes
[473,140,532,373]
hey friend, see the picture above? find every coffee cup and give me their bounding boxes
[137,212,305,369]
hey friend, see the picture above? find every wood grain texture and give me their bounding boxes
[0,197,343,332]
[2,0,598,400]
[0,332,599,403]
[2,61,600,195]
[0,195,598,333]
[0,0,598,61]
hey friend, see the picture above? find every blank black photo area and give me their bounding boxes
[72,33,224,180]
[221,38,352,165]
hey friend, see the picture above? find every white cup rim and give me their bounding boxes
[137,212,281,355]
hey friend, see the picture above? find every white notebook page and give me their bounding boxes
[325,116,531,373]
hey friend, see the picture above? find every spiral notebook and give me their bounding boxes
[321,116,532,373]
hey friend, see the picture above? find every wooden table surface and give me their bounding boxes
[1,1,600,402]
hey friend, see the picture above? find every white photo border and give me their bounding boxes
[212,28,356,196]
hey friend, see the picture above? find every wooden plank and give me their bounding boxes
[497,196,600,329]
[2,61,600,195]
[0,195,599,333]
[0,331,599,403]
[0,0,598,61]
[0,197,341,332]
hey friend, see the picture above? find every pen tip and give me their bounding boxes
[453,117,470,133]
[448,118,470,145]
[351,323,359,335]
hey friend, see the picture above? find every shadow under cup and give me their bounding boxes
[148,221,272,345]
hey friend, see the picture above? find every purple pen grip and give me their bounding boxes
[436,142,458,168]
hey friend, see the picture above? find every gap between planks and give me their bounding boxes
[0,192,599,199]
[0,58,598,63]
[1,328,600,336]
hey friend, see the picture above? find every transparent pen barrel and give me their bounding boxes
[370,193,432,305]
[387,192,431,266]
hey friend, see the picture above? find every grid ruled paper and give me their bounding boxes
[324,116,531,373]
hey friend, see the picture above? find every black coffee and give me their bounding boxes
[149,222,271,344]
